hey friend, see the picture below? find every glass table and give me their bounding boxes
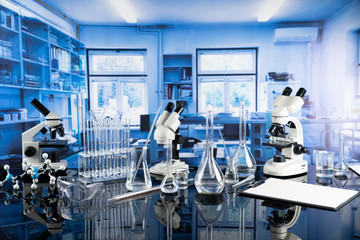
[0,165,359,240]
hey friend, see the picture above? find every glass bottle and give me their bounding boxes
[334,134,348,178]
[230,101,256,179]
[195,110,225,194]
[161,139,178,193]
[126,147,152,191]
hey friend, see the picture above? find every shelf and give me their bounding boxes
[163,98,193,101]
[70,72,85,77]
[0,25,19,35]
[51,68,71,75]
[0,56,21,63]
[163,65,192,68]
[164,81,192,85]
[0,83,80,93]
[23,58,49,66]
[50,42,69,52]
[21,30,48,43]
[0,118,41,125]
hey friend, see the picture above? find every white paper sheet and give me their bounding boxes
[241,178,359,211]
[349,164,360,177]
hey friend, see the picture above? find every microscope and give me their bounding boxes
[150,102,189,175]
[22,99,68,171]
[263,87,308,178]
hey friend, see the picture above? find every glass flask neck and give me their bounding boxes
[205,111,214,159]
[239,101,246,146]
[167,139,173,176]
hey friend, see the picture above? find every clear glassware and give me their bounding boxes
[224,156,239,184]
[126,147,152,191]
[57,176,105,221]
[195,110,225,194]
[334,134,348,178]
[161,139,179,193]
[230,101,256,179]
[195,193,224,240]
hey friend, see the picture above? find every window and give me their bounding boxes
[88,50,147,125]
[197,49,257,114]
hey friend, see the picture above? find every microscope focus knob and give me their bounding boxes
[24,147,36,157]
[273,155,286,163]
[293,144,307,155]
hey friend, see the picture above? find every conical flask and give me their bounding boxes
[161,139,178,193]
[334,134,348,177]
[126,147,152,191]
[231,101,256,179]
[195,110,225,194]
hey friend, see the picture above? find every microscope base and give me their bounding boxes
[150,160,189,176]
[263,158,308,178]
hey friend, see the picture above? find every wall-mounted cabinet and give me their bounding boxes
[163,54,193,101]
[0,5,86,158]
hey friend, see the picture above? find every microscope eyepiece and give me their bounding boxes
[296,88,306,98]
[282,87,292,96]
[174,106,184,115]
[31,98,50,117]
[165,102,175,112]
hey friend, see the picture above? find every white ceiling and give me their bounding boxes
[40,0,354,26]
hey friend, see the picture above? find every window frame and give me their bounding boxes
[87,49,148,125]
[196,48,258,112]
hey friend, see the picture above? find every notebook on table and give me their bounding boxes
[238,178,360,211]
[349,164,360,177]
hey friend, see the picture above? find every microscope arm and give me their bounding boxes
[286,116,303,145]
[23,122,46,143]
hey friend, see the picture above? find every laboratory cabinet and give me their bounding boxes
[0,4,86,159]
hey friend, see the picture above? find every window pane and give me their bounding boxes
[123,82,145,125]
[89,52,145,75]
[229,79,255,114]
[199,50,256,74]
[90,77,118,110]
[200,81,224,113]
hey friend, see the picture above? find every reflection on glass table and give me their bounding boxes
[0,165,359,239]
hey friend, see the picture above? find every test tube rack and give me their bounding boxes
[78,117,130,181]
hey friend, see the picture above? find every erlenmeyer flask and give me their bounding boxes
[195,110,225,194]
[161,139,178,193]
[334,134,348,177]
[126,147,152,191]
[231,101,256,179]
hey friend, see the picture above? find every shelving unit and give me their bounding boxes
[0,5,86,158]
[162,54,193,102]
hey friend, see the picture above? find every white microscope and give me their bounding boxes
[263,87,308,178]
[150,102,189,175]
[22,98,68,171]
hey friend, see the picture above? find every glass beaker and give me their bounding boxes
[126,147,152,191]
[195,110,225,194]
[161,139,178,193]
[334,134,348,177]
[230,101,256,178]
[315,150,334,178]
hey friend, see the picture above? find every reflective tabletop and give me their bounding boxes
[0,165,359,240]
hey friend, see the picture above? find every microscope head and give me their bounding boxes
[154,103,184,145]
[271,87,306,121]
[31,99,63,138]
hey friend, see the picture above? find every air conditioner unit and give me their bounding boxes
[274,27,318,43]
